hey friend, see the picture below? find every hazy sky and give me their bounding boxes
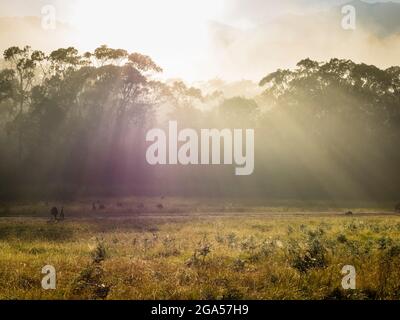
[1,0,400,81]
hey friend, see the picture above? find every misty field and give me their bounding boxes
[0,199,400,300]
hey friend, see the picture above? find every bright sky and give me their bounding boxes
[67,0,225,80]
[1,0,400,81]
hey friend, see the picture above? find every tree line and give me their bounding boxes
[0,46,399,201]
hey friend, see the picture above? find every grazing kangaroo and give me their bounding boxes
[50,207,58,220]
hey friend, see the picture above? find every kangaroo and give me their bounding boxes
[59,206,65,220]
[50,207,58,220]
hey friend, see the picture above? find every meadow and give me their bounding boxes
[0,198,400,300]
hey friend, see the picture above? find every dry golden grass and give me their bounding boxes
[0,206,400,300]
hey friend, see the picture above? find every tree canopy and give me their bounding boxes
[0,49,399,201]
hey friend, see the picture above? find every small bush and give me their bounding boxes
[240,236,257,252]
[337,234,347,243]
[186,239,211,267]
[91,240,107,263]
[69,265,110,299]
[226,233,237,248]
[291,234,327,273]
[377,237,393,250]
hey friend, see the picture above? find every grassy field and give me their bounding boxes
[0,198,400,300]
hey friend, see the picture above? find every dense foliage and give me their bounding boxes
[0,46,399,200]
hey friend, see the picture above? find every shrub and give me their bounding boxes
[69,264,110,299]
[226,233,237,248]
[291,234,327,273]
[91,240,107,263]
[160,235,180,257]
[377,237,393,250]
[386,244,400,258]
[240,236,257,252]
[186,239,211,267]
[337,234,347,243]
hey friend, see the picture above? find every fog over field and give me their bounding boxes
[0,0,400,201]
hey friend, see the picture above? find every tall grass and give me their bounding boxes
[0,214,400,299]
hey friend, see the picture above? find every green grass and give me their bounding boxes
[1,207,400,300]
